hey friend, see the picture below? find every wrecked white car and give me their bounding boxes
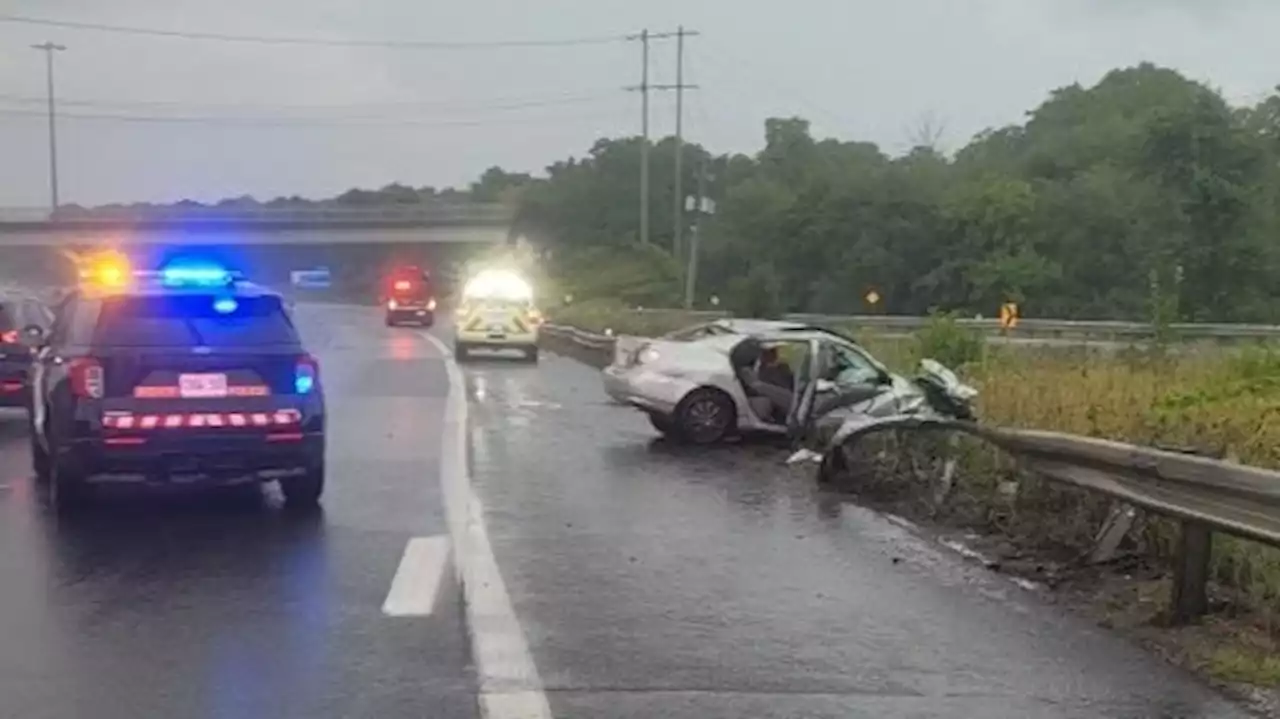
[786,356,978,485]
[601,319,978,448]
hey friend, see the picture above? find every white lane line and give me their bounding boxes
[382,535,451,617]
[422,331,554,719]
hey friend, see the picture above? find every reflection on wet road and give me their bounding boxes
[464,353,1249,719]
[0,305,475,719]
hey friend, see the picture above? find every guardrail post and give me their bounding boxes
[1170,521,1213,624]
[1088,503,1137,565]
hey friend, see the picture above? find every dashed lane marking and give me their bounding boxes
[382,535,451,617]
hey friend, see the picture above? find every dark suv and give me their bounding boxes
[26,273,326,512]
[0,297,53,408]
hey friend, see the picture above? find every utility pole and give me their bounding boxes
[625,30,652,245]
[626,28,697,249]
[32,42,66,219]
[672,26,687,270]
[684,160,712,309]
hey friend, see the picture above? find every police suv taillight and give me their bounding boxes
[69,358,105,398]
[295,354,319,395]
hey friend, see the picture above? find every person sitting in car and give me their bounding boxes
[758,346,795,392]
[731,339,795,422]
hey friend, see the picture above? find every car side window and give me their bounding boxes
[821,341,882,387]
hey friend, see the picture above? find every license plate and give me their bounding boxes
[179,373,228,398]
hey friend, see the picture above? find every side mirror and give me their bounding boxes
[19,324,46,348]
[815,378,837,393]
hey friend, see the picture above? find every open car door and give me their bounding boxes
[785,338,824,441]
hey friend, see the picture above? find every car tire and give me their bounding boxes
[647,412,675,437]
[524,345,539,363]
[282,464,324,509]
[48,453,87,515]
[385,313,397,327]
[673,388,736,445]
[454,342,469,362]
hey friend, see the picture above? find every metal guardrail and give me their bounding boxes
[541,323,615,350]
[541,321,1280,623]
[579,308,1280,343]
[0,203,514,225]
[964,426,1280,622]
[787,313,1280,342]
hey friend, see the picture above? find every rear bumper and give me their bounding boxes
[603,367,690,415]
[61,431,324,485]
[0,374,28,407]
[388,308,434,322]
[456,329,539,347]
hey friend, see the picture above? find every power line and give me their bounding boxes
[0,13,623,49]
[0,90,617,115]
[0,103,626,128]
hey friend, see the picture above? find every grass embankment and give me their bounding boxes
[548,305,1280,688]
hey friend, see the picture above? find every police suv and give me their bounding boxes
[24,262,326,512]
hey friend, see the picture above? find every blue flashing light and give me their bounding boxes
[212,297,239,314]
[294,359,317,395]
[161,261,231,286]
[295,374,315,394]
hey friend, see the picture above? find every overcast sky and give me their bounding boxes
[0,0,1276,207]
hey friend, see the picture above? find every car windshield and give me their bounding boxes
[94,294,299,347]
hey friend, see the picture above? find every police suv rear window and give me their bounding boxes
[94,295,299,347]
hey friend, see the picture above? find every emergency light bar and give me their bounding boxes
[134,261,244,287]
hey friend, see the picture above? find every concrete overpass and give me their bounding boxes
[0,204,518,299]
[0,204,514,247]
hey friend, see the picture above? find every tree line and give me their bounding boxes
[72,62,1280,322]
[510,62,1280,322]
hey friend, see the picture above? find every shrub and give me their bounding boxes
[912,311,986,368]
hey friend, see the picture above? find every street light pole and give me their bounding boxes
[32,42,66,218]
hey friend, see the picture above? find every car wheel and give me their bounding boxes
[647,412,675,436]
[282,464,325,509]
[674,388,736,445]
[454,342,469,362]
[30,430,50,485]
[48,453,87,515]
[524,345,539,363]
[385,313,397,327]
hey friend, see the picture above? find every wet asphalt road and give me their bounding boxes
[0,305,474,719]
[0,304,1253,719]
[462,350,1250,718]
